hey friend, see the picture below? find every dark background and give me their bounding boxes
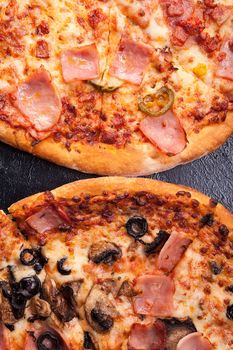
[0,137,232,212]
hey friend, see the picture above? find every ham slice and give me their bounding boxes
[133,275,174,317]
[109,37,153,85]
[158,232,192,272]
[216,39,233,81]
[177,332,213,350]
[15,69,61,132]
[128,321,166,350]
[26,206,65,234]
[139,111,186,155]
[61,44,99,82]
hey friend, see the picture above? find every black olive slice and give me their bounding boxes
[126,216,148,239]
[144,230,170,255]
[20,249,37,266]
[33,248,49,274]
[37,331,61,350]
[57,257,71,275]
[226,304,233,320]
[19,275,41,299]
[84,331,96,349]
[10,293,27,319]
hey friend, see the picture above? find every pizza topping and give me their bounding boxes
[128,321,166,350]
[20,249,37,266]
[57,257,72,276]
[144,230,170,255]
[36,40,50,59]
[162,318,197,349]
[216,39,233,81]
[29,296,51,320]
[85,285,119,333]
[109,37,153,85]
[209,261,223,275]
[138,87,175,117]
[83,331,97,350]
[133,275,174,316]
[88,80,120,93]
[88,241,122,265]
[139,111,187,155]
[210,5,231,26]
[60,280,83,317]
[177,332,213,350]
[158,232,192,272]
[200,213,214,227]
[18,276,41,299]
[226,304,233,320]
[26,206,65,234]
[118,281,137,298]
[0,289,17,325]
[37,331,61,350]
[61,44,100,83]
[41,277,75,322]
[126,216,148,239]
[10,292,27,320]
[33,248,49,274]
[225,285,233,293]
[15,69,61,133]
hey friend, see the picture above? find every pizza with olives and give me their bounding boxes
[0,177,232,349]
[0,0,233,175]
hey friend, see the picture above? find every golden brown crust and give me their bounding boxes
[1,110,233,176]
[9,177,233,233]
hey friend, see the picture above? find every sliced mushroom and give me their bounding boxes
[88,241,122,265]
[41,276,75,322]
[60,280,83,316]
[30,296,51,319]
[162,318,197,350]
[118,280,137,298]
[0,288,17,325]
[85,284,119,333]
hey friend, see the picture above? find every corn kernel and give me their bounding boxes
[193,63,207,78]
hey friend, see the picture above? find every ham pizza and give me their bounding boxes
[0,177,232,349]
[0,0,233,175]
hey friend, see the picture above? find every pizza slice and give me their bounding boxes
[0,177,230,349]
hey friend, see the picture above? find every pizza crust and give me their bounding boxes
[9,176,233,234]
[1,110,233,176]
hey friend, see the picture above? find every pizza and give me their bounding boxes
[0,0,232,175]
[0,177,232,349]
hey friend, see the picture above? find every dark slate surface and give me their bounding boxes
[0,137,232,212]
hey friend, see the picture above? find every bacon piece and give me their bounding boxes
[26,206,65,234]
[36,40,50,59]
[158,232,192,272]
[109,37,153,85]
[128,321,166,350]
[15,69,61,132]
[61,44,99,82]
[216,39,233,81]
[177,332,213,350]
[139,111,187,155]
[159,0,195,46]
[133,275,174,317]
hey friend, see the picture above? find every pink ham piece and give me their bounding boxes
[128,321,166,350]
[24,327,69,350]
[61,44,99,82]
[139,110,186,155]
[15,69,61,132]
[26,206,65,234]
[133,274,174,317]
[158,232,192,272]
[216,39,233,81]
[177,332,213,350]
[109,37,153,85]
